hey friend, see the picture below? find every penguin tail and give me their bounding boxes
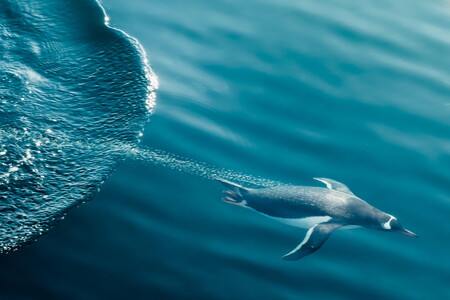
[216,179,248,207]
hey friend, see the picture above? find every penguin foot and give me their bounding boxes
[217,179,249,207]
[221,191,245,207]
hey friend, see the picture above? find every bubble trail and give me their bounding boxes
[0,131,285,188]
[127,147,285,188]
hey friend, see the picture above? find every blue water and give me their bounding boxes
[0,0,156,253]
[1,0,449,299]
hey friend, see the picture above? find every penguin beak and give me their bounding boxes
[399,228,418,238]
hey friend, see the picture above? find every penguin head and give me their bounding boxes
[380,216,418,238]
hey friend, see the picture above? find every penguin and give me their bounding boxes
[218,178,417,260]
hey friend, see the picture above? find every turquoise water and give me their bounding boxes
[1,0,450,299]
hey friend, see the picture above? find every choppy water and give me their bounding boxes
[1,0,450,299]
[0,0,156,253]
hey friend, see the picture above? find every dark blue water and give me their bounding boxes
[1,0,449,299]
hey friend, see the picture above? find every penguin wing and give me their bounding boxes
[313,178,355,196]
[283,221,342,260]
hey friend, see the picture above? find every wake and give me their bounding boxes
[0,130,283,188]
[128,147,283,188]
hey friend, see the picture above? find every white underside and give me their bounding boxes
[269,216,360,230]
[270,216,332,229]
[243,204,359,230]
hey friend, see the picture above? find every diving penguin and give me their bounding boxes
[218,178,417,260]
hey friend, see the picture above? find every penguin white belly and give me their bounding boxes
[270,216,332,229]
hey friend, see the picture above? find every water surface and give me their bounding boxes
[1,0,449,299]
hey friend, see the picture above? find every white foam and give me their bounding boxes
[25,149,32,160]
[8,166,19,172]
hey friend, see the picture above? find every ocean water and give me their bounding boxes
[0,0,449,299]
[0,0,156,253]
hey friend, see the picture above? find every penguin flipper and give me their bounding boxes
[313,178,355,196]
[283,222,342,260]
